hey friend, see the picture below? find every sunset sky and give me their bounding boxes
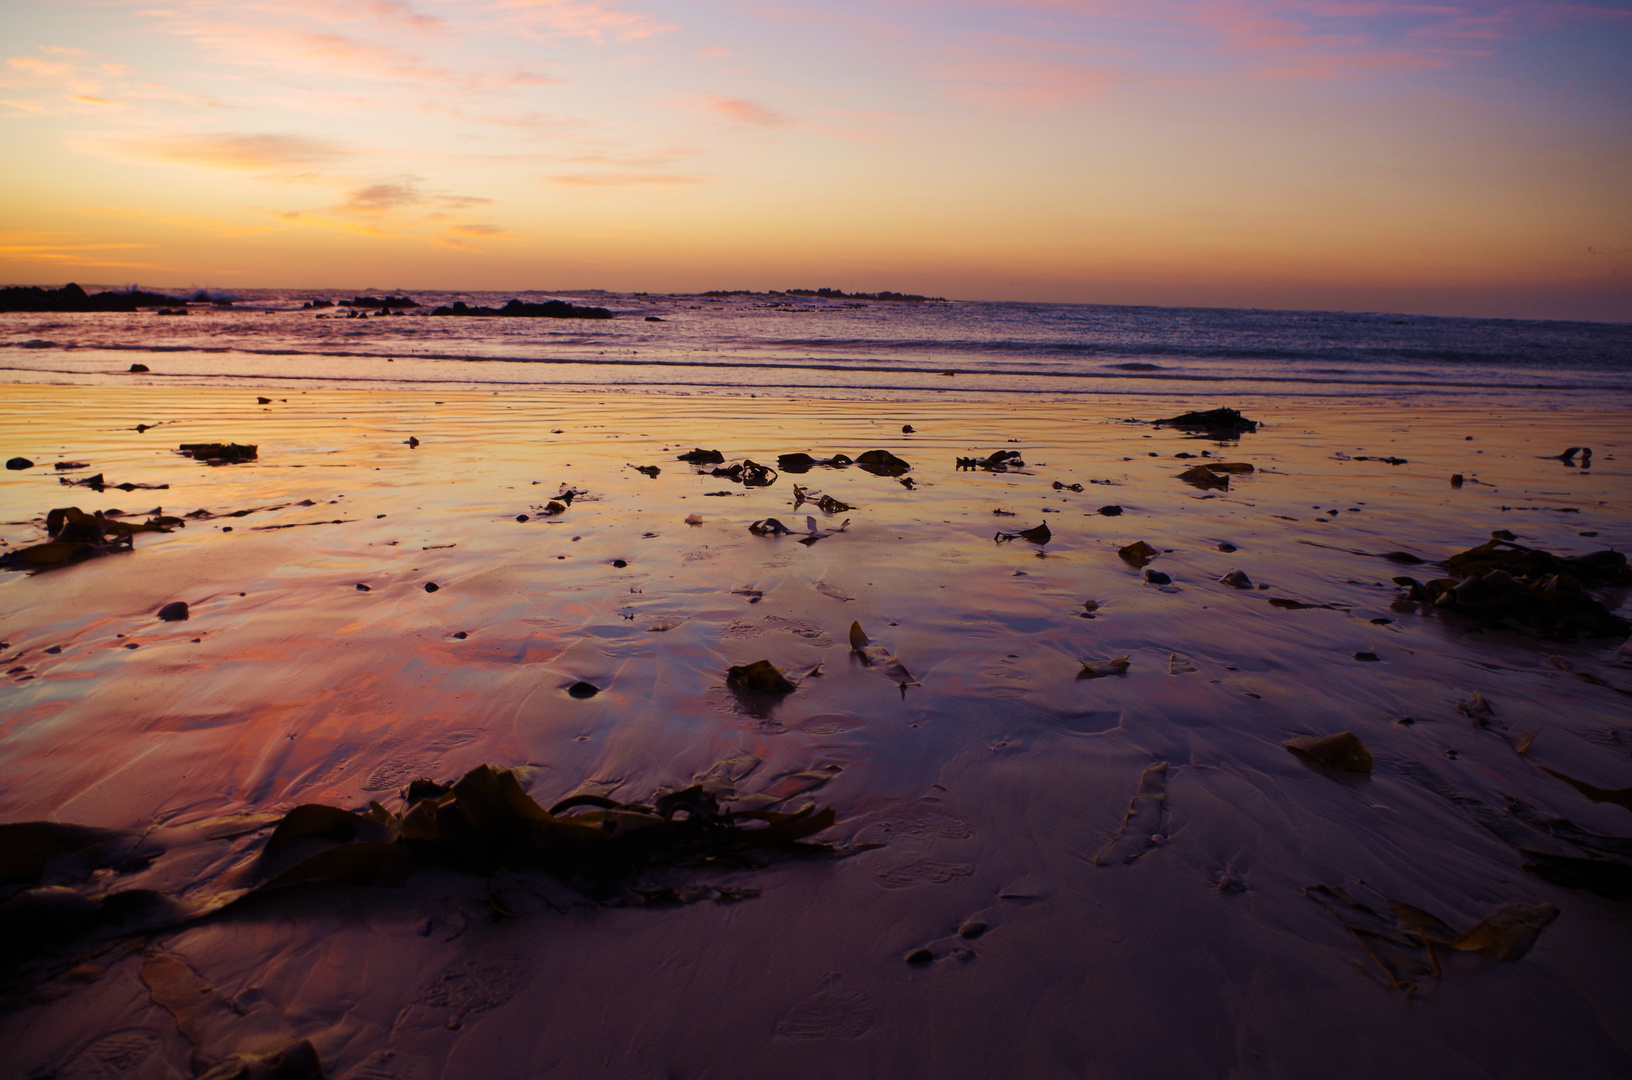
[2,0,1628,319]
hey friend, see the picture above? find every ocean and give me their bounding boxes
[3,288,1629,400]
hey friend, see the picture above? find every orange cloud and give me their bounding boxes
[706,95,787,127]
[104,132,348,175]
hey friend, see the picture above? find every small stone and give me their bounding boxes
[905,948,934,965]
[5,456,34,470]
[516,514,529,522]
[958,920,988,940]
[1217,541,1237,552]
[1097,505,1123,516]
[612,559,628,568]
[128,363,149,373]
[1144,569,1172,585]
[156,601,189,621]
[452,631,468,639]
[1354,651,1381,662]
[356,583,370,591]
[424,582,439,593]
[1218,570,1252,589]
[1450,474,1464,487]
[568,681,600,699]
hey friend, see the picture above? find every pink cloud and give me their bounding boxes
[497,0,676,43]
[706,95,787,126]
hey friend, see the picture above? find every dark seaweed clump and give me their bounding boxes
[1393,537,1631,639]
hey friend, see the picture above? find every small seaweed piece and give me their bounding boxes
[176,443,257,464]
[995,523,1051,544]
[854,449,911,477]
[1284,732,1374,773]
[1152,408,1258,435]
[1118,541,1159,566]
[727,660,797,694]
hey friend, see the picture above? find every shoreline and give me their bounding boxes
[2,384,1630,1078]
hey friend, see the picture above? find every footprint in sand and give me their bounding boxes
[773,974,875,1040]
[899,808,976,841]
[51,1027,161,1078]
[397,961,531,1031]
[796,714,864,736]
[364,758,439,792]
[874,856,975,889]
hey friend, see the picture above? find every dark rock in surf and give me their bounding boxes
[156,601,189,621]
[339,295,418,309]
[429,299,612,320]
[0,283,187,313]
[6,457,34,470]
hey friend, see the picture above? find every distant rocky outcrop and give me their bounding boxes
[0,283,188,313]
[785,288,945,302]
[429,299,613,320]
[339,295,418,308]
[698,288,946,302]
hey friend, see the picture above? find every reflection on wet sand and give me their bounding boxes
[2,386,1630,1079]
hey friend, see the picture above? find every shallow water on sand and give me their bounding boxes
[2,387,1630,1079]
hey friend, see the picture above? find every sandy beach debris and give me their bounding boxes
[59,474,169,491]
[957,450,1023,471]
[676,448,724,464]
[1305,884,1558,993]
[1284,732,1374,773]
[1118,540,1159,566]
[1537,767,1632,814]
[705,459,778,486]
[1151,407,1259,435]
[1392,537,1631,638]
[853,450,911,476]
[994,522,1050,544]
[727,659,797,694]
[176,443,258,464]
[1093,762,1167,865]
[1078,655,1130,679]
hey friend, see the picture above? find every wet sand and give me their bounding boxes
[2,385,1631,1079]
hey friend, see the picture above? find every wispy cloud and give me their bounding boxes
[101,132,348,176]
[145,8,558,92]
[705,95,788,127]
[0,233,163,269]
[343,179,425,210]
[496,0,677,43]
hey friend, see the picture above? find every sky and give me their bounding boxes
[2,0,1629,320]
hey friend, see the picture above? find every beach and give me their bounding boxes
[2,382,1630,1079]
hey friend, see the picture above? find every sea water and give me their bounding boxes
[2,289,1628,400]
